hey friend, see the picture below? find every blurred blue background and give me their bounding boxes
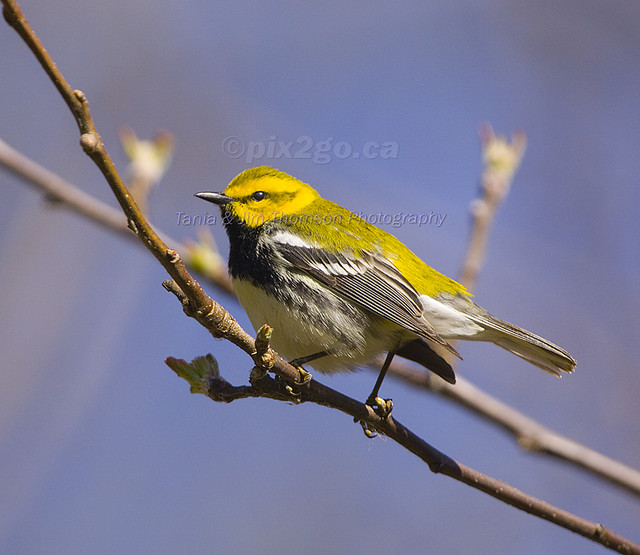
[1,1,639,553]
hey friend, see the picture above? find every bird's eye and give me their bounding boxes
[251,191,267,201]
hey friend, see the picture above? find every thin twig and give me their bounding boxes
[2,1,638,551]
[459,123,526,290]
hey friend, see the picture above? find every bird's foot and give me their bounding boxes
[356,396,393,438]
[293,366,313,386]
[280,365,313,398]
[366,395,393,418]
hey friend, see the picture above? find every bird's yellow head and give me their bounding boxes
[196,166,320,228]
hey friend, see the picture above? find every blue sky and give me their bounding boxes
[1,1,639,553]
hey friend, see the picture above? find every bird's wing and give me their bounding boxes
[273,237,460,358]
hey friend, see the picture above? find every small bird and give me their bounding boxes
[196,166,575,411]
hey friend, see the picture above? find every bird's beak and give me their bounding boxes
[194,191,235,205]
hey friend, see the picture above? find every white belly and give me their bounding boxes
[233,278,405,373]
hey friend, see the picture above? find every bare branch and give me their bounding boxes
[459,123,527,290]
[168,353,640,555]
[388,360,640,498]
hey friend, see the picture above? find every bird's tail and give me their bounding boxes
[440,294,576,376]
[489,324,576,376]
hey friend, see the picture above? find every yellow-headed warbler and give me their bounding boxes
[196,167,575,412]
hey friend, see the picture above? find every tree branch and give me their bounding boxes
[167,353,640,554]
[2,1,638,552]
[387,361,640,498]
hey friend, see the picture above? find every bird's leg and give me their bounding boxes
[357,351,397,437]
[366,350,395,418]
[288,350,329,386]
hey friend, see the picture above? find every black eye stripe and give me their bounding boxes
[251,191,267,201]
